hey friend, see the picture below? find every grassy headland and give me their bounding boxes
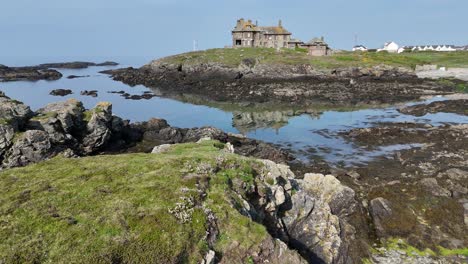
[0,141,269,263]
[159,48,468,69]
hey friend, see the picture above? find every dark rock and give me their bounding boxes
[67,75,89,79]
[80,90,98,97]
[39,62,96,69]
[369,197,393,237]
[50,89,73,96]
[96,61,119,67]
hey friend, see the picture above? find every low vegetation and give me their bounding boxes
[0,141,269,263]
[160,48,468,69]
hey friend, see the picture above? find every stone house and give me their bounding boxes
[232,18,292,48]
[302,37,331,56]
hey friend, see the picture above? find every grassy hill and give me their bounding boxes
[159,48,468,69]
[0,141,269,263]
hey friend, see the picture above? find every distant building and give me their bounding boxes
[303,37,331,56]
[398,45,461,52]
[232,18,292,48]
[352,45,368,52]
[377,41,400,53]
[288,38,304,49]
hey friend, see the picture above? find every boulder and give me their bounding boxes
[49,89,73,96]
[2,130,56,168]
[82,102,113,153]
[37,99,85,136]
[419,178,451,197]
[369,198,393,237]
[151,144,172,154]
[0,94,34,130]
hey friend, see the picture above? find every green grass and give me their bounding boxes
[0,141,269,263]
[378,238,468,258]
[159,48,468,69]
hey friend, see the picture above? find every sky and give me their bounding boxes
[1,0,467,62]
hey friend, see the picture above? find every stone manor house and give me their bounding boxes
[231,18,331,56]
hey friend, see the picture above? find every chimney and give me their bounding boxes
[255,20,258,26]
[278,19,282,27]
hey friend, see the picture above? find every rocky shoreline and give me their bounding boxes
[0,92,289,169]
[1,91,467,263]
[102,59,460,106]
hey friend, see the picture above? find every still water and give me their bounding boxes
[1,58,467,166]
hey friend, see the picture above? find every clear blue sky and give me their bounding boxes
[1,0,467,59]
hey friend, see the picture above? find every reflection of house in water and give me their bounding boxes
[232,110,322,134]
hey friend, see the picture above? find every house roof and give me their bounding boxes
[232,19,259,32]
[258,26,291,35]
[303,37,328,46]
[353,45,367,48]
[232,18,291,35]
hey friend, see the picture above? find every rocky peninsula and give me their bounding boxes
[102,49,467,106]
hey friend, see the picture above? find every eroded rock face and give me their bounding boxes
[284,174,358,264]
[2,130,57,168]
[37,99,85,136]
[0,125,14,160]
[0,94,34,130]
[82,102,113,154]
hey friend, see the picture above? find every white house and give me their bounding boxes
[352,45,368,52]
[377,41,399,53]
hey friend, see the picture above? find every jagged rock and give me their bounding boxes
[0,94,34,130]
[26,116,69,144]
[283,173,358,264]
[151,144,172,154]
[0,124,14,159]
[184,127,226,142]
[2,130,57,168]
[37,99,85,135]
[158,127,184,143]
[254,238,308,264]
[82,102,113,153]
[369,198,393,237]
[419,178,451,197]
